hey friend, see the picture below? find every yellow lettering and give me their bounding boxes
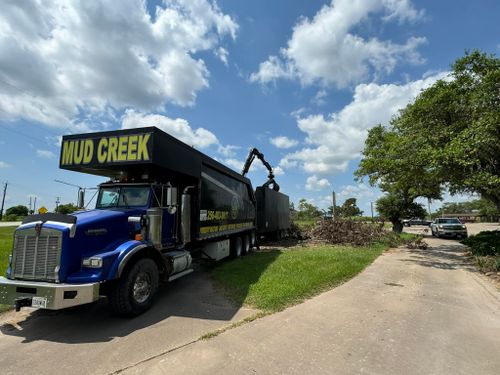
[137,134,150,161]
[127,135,138,161]
[74,140,84,164]
[83,139,94,164]
[61,141,74,165]
[97,138,108,163]
[117,136,128,161]
[107,137,118,162]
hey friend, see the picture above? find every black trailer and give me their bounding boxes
[59,126,289,258]
[255,186,290,239]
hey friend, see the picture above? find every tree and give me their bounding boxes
[356,51,500,228]
[340,198,363,217]
[434,198,498,218]
[355,124,441,231]
[390,51,500,210]
[297,198,322,220]
[376,193,427,232]
[55,203,79,214]
[5,205,29,218]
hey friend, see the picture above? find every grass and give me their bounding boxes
[0,226,15,313]
[0,226,15,277]
[293,219,319,231]
[210,242,387,313]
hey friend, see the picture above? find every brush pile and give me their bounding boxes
[405,237,428,250]
[310,219,386,246]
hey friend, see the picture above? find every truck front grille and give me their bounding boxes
[443,225,462,230]
[12,228,62,282]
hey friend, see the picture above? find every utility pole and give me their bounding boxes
[427,198,432,219]
[29,196,32,214]
[33,196,37,214]
[0,182,7,221]
[332,191,336,220]
[55,197,60,212]
[371,202,374,221]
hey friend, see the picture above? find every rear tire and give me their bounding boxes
[250,230,256,248]
[231,236,243,258]
[109,258,159,317]
[242,234,251,255]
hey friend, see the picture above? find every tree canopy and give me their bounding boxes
[6,205,29,217]
[327,198,363,218]
[55,203,79,214]
[356,50,500,231]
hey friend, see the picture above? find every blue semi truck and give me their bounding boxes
[0,127,289,316]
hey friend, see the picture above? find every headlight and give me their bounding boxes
[82,257,103,268]
[462,225,466,229]
[438,225,443,229]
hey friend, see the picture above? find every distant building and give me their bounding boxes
[442,213,478,222]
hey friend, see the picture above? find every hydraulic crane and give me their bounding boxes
[241,148,280,192]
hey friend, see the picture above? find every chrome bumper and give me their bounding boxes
[0,277,99,311]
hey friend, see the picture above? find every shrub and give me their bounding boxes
[461,231,500,256]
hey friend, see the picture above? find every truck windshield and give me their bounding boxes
[438,218,461,224]
[96,186,150,208]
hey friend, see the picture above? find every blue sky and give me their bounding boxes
[0,0,498,215]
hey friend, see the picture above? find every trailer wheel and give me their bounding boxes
[250,230,256,248]
[109,258,159,317]
[242,234,251,255]
[231,236,243,258]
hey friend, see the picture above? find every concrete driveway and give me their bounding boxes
[123,229,500,374]
[0,271,257,375]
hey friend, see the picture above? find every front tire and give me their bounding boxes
[109,258,159,317]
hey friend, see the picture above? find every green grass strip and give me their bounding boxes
[210,243,387,312]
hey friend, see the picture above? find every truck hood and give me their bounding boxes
[59,208,145,281]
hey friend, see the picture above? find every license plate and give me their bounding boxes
[32,296,47,308]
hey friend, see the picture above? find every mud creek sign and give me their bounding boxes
[60,133,152,166]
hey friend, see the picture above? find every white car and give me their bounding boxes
[430,218,468,239]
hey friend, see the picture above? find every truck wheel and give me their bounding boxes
[231,236,243,258]
[250,231,257,248]
[242,234,251,255]
[109,258,159,317]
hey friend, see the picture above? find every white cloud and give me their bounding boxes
[339,183,377,199]
[312,90,328,106]
[0,161,11,168]
[214,47,229,66]
[0,0,238,127]
[121,110,218,149]
[283,72,447,175]
[36,150,55,159]
[270,136,299,149]
[218,144,240,157]
[273,166,285,176]
[305,175,331,191]
[250,0,425,87]
[223,158,244,172]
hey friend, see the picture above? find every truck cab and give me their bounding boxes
[1,180,192,316]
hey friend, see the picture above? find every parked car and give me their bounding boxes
[402,218,432,227]
[430,218,468,238]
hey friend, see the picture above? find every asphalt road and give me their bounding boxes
[124,229,500,375]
